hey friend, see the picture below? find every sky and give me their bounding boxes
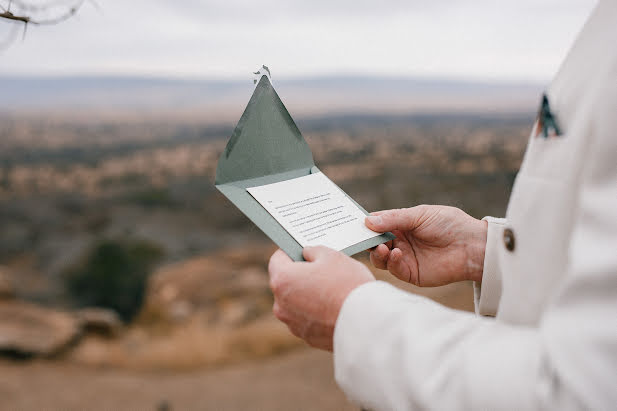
[0,0,598,82]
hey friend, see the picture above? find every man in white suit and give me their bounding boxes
[267,1,617,409]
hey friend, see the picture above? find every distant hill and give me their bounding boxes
[0,75,543,119]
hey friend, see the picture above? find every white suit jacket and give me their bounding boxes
[333,2,617,410]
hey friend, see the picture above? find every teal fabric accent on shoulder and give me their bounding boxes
[536,94,563,138]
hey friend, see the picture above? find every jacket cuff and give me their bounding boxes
[473,216,507,316]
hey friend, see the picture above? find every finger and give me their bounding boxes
[303,245,336,262]
[365,215,383,232]
[386,247,413,284]
[365,211,389,232]
[268,249,293,279]
[365,207,428,233]
[370,250,389,270]
[377,242,391,256]
[369,243,390,269]
[369,240,391,252]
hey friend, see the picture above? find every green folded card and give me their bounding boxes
[215,73,395,261]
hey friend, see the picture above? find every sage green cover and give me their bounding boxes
[215,75,394,261]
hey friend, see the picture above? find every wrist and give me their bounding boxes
[465,219,488,283]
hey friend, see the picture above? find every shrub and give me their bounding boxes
[63,239,163,322]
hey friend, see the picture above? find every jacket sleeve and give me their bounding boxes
[473,216,506,316]
[333,86,617,411]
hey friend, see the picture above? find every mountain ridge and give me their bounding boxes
[0,74,543,116]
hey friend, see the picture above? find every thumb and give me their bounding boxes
[365,207,427,232]
[302,245,336,262]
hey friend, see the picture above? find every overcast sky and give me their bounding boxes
[0,0,597,82]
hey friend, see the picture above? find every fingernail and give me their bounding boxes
[366,216,382,226]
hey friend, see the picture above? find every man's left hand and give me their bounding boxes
[268,246,375,351]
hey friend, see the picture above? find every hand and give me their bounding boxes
[268,246,375,351]
[365,205,487,286]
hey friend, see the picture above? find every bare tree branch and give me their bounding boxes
[0,0,85,25]
[0,10,30,23]
[0,0,87,48]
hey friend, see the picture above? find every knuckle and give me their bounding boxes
[269,276,282,295]
[413,204,430,216]
[272,303,284,320]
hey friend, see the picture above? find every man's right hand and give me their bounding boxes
[365,205,487,287]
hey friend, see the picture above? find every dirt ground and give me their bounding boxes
[0,348,356,411]
[0,277,474,411]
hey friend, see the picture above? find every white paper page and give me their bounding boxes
[247,172,381,251]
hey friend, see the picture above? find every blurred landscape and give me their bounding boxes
[0,75,535,410]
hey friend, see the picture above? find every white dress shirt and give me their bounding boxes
[333,1,617,409]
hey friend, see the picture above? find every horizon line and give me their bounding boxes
[0,72,547,87]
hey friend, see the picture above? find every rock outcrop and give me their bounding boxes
[140,246,275,327]
[0,300,80,357]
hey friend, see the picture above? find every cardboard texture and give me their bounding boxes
[215,75,395,261]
